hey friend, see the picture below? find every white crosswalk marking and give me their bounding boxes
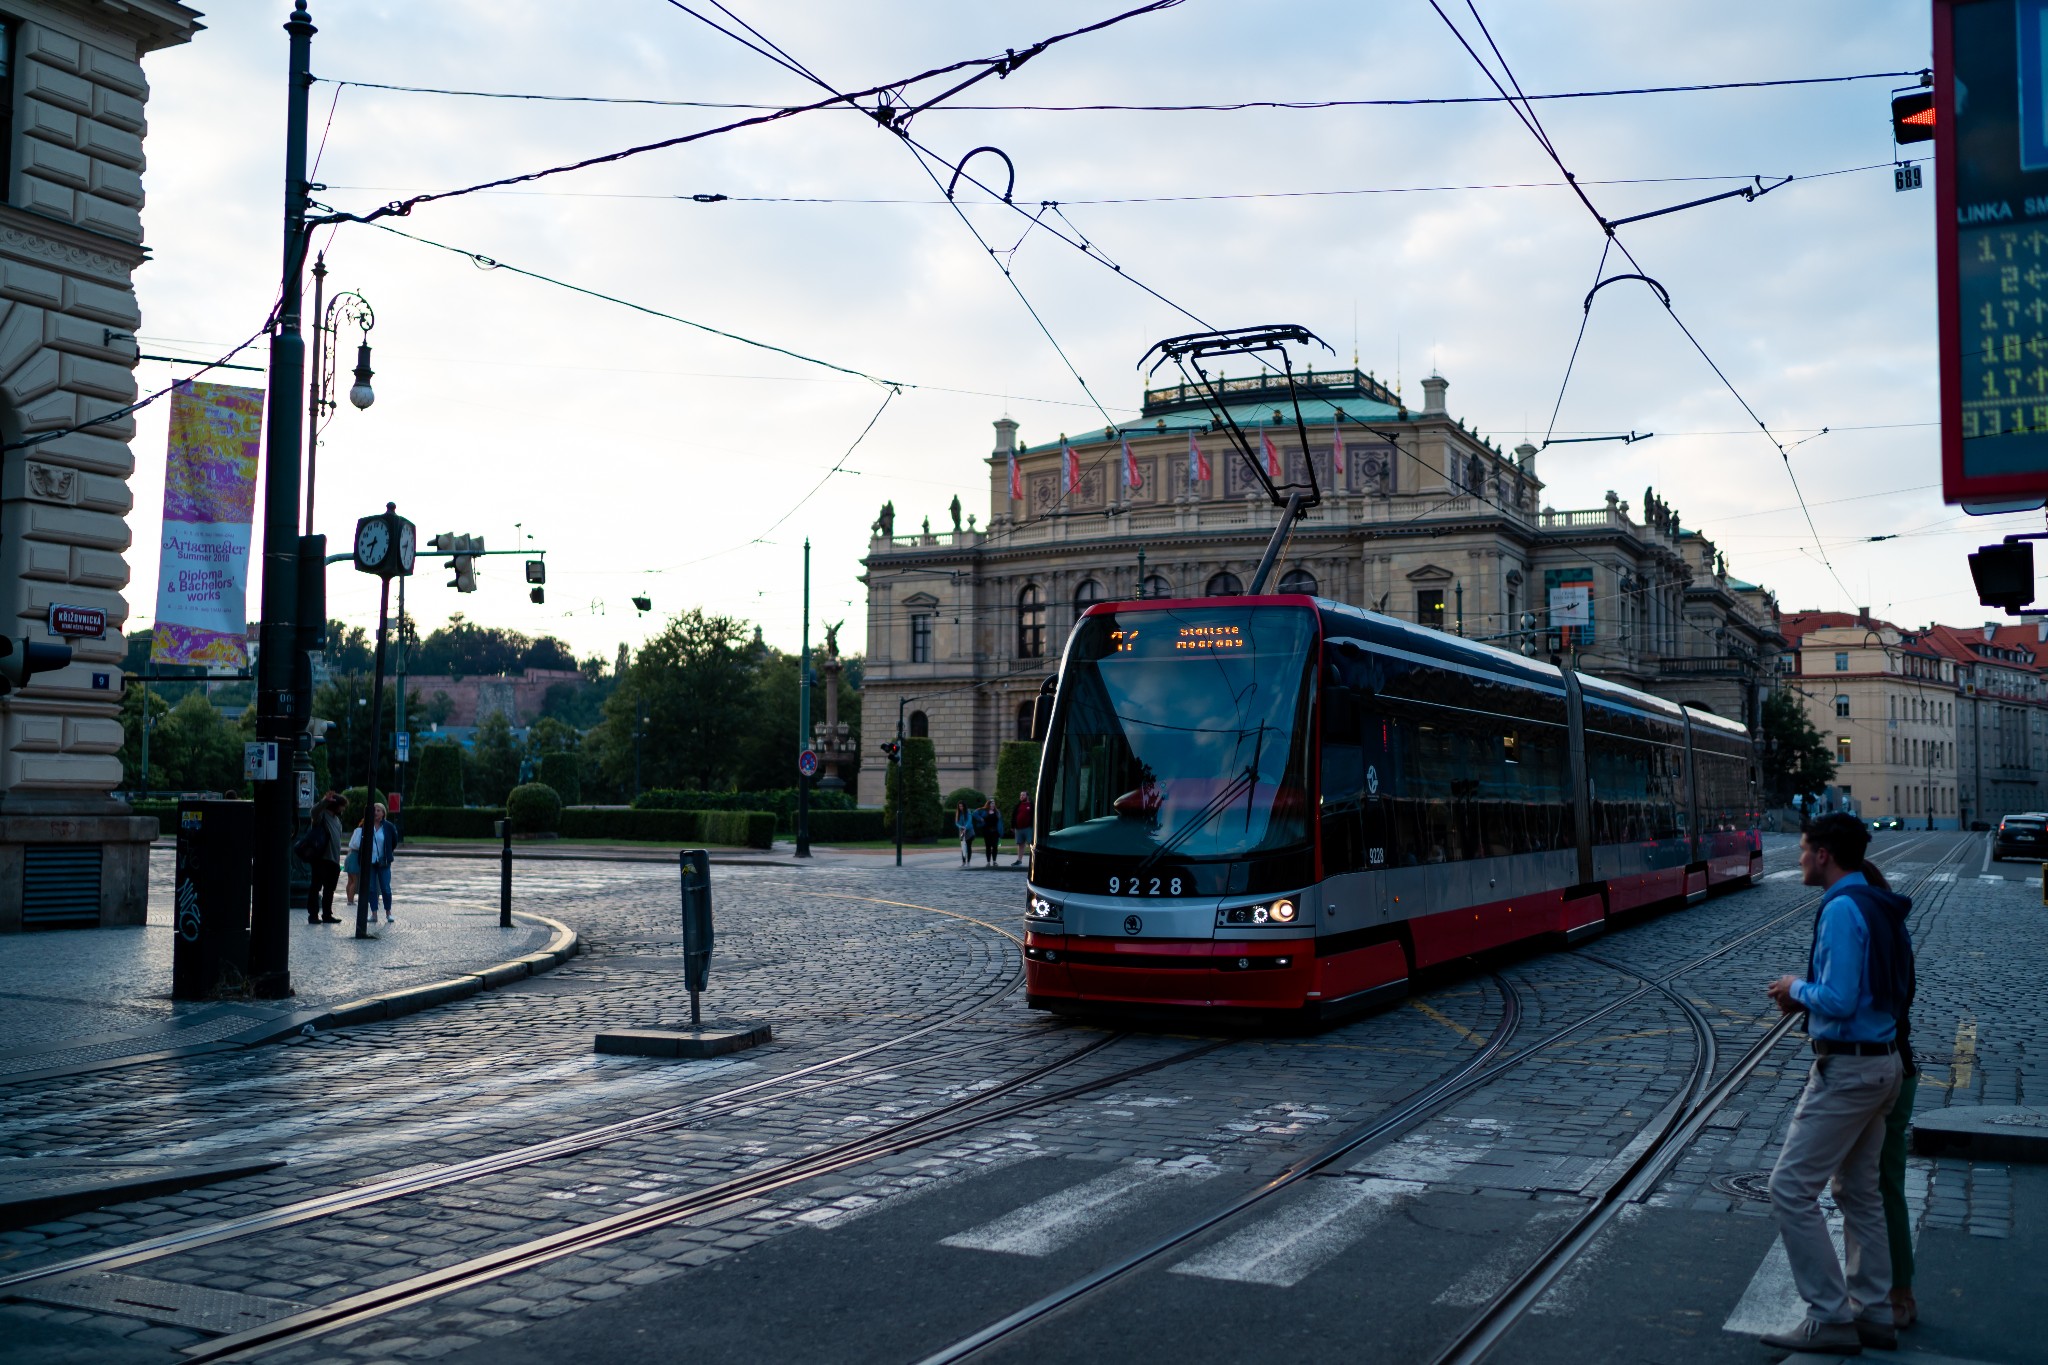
[1765,869,1801,882]
[1433,1206,1581,1307]
[1169,1176,1421,1287]
[1722,1212,1843,1336]
[941,1161,1213,1257]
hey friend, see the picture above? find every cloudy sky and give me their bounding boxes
[124,0,1977,662]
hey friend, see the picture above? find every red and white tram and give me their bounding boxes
[1022,593,1761,1018]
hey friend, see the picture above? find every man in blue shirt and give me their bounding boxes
[1759,813,1908,1355]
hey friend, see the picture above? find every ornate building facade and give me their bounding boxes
[0,1,200,929]
[858,367,1787,806]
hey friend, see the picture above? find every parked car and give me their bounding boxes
[1992,813,2048,860]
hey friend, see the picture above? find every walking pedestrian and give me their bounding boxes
[350,802,397,925]
[955,800,973,866]
[1011,789,1034,866]
[1859,863,1921,1331]
[1760,813,1913,1355]
[298,792,345,924]
[980,797,1002,866]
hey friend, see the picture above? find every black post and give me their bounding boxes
[894,699,907,868]
[796,538,811,858]
[353,572,390,940]
[633,694,644,801]
[248,0,317,1000]
[499,818,512,927]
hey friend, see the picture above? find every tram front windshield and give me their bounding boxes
[1042,605,1316,862]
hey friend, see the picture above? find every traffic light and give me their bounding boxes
[525,559,545,585]
[432,532,482,592]
[530,587,545,604]
[879,740,901,762]
[0,635,70,694]
[1969,540,2035,612]
[1892,89,1934,144]
[632,595,652,614]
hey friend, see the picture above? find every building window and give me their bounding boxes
[1835,651,1849,671]
[1417,590,1447,630]
[1837,736,1852,764]
[908,710,929,738]
[1141,573,1172,600]
[1278,568,1319,595]
[1074,578,1103,612]
[1017,584,1046,658]
[1835,694,1850,718]
[1016,699,1035,741]
[909,613,932,664]
[1206,571,1243,597]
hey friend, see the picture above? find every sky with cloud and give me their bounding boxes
[121,0,1984,662]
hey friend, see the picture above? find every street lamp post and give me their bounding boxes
[303,251,375,535]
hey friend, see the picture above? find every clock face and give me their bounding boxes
[355,519,389,570]
[397,523,416,575]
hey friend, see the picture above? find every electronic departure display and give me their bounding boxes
[1101,619,1258,657]
[1940,0,2048,501]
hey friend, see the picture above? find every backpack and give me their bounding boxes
[1812,882,1916,1055]
[292,821,328,862]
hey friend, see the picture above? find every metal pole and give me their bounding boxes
[249,0,317,999]
[139,677,150,799]
[499,818,512,927]
[796,538,812,858]
[304,251,325,534]
[894,697,907,867]
[394,574,407,809]
[633,694,643,801]
[355,573,390,939]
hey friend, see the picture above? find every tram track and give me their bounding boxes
[909,831,1961,1365]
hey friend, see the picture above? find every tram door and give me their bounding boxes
[1360,715,1394,920]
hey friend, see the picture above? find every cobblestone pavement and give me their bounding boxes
[2,831,2041,1364]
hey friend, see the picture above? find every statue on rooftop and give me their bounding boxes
[873,500,896,538]
[949,495,962,532]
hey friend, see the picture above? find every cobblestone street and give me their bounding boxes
[1,830,2041,1365]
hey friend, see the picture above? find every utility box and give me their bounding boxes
[680,848,712,995]
[172,800,253,1000]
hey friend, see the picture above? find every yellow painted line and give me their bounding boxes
[1951,1018,1977,1091]
[786,889,1023,945]
[1406,997,1486,1046]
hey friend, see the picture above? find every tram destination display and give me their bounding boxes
[1939,0,2048,501]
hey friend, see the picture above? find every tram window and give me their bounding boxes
[1320,742,1366,874]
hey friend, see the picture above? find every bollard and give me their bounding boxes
[498,818,513,927]
[680,848,712,1026]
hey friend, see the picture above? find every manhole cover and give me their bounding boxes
[1711,1170,1775,1202]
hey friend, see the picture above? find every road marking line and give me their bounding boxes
[1434,1207,1582,1306]
[1722,1214,1844,1336]
[1979,874,2004,884]
[1765,869,1801,882]
[1168,1176,1420,1287]
[1407,998,1486,1046]
[941,1162,1211,1257]
[1952,1018,1977,1092]
[1981,832,1994,874]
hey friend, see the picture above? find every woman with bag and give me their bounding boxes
[300,792,345,924]
[954,800,973,866]
[979,797,1003,867]
[348,803,396,924]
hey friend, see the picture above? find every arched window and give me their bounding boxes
[1074,578,1103,612]
[1016,699,1035,741]
[1277,568,1318,596]
[908,710,929,738]
[1835,694,1851,718]
[1017,584,1046,658]
[1206,571,1243,598]
[1141,573,1172,600]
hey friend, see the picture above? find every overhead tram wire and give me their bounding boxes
[1426,0,1859,609]
[318,68,1929,111]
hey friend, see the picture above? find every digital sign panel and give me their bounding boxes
[1941,0,2048,501]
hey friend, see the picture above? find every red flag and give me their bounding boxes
[1122,436,1141,490]
[1332,424,1346,477]
[1193,432,1212,482]
[1008,450,1022,501]
[1063,441,1081,494]
[1262,427,1282,480]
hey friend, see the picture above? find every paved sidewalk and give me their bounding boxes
[0,846,562,1083]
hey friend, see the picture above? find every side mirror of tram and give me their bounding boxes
[1031,675,1057,741]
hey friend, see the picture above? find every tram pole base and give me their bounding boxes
[595,1024,773,1059]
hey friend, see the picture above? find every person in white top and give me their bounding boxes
[349,803,396,924]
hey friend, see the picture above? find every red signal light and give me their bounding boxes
[1893,90,1935,144]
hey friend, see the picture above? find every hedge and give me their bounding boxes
[633,786,852,832]
[806,808,887,842]
[395,806,503,838]
[994,741,1042,815]
[943,787,988,817]
[559,807,776,848]
[885,737,944,840]
[506,782,563,834]
[416,742,465,806]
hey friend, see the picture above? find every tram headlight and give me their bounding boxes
[1028,894,1062,922]
[1218,899,1301,926]
[1251,906,1270,924]
[1270,899,1297,923]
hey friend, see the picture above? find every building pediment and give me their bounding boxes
[1405,563,1455,582]
[900,591,940,609]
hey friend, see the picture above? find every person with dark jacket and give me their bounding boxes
[301,792,346,924]
[978,798,1003,867]
[1760,813,1913,1355]
[1860,862,1921,1330]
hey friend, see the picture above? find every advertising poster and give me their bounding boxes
[150,380,264,668]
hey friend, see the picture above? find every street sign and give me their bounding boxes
[797,749,820,778]
[46,604,106,639]
[395,731,411,763]
[1938,0,2048,502]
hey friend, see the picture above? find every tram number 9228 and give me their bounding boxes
[1108,875,1183,896]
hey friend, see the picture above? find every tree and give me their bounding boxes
[118,682,171,790]
[1763,689,1836,808]
[884,736,943,839]
[733,651,799,792]
[312,674,375,787]
[525,716,580,757]
[409,614,528,678]
[467,712,522,808]
[418,690,456,728]
[595,609,757,792]
[416,741,465,806]
[154,693,244,793]
[995,740,1042,814]
[522,636,576,671]
[324,620,372,675]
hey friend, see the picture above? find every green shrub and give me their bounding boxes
[808,808,887,842]
[701,810,776,848]
[556,806,775,847]
[885,737,944,840]
[537,753,580,806]
[397,806,504,838]
[341,786,387,829]
[633,786,852,831]
[415,741,465,807]
[506,782,563,834]
[943,787,987,818]
[994,741,1042,815]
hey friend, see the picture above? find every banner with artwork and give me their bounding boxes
[151,380,264,668]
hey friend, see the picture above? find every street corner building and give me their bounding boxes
[0,0,201,930]
[858,365,1790,806]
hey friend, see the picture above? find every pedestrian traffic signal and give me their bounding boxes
[0,635,70,693]
[432,532,482,592]
[530,587,545,604]
[525,559,545,585]
[1892,89,1934,144]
